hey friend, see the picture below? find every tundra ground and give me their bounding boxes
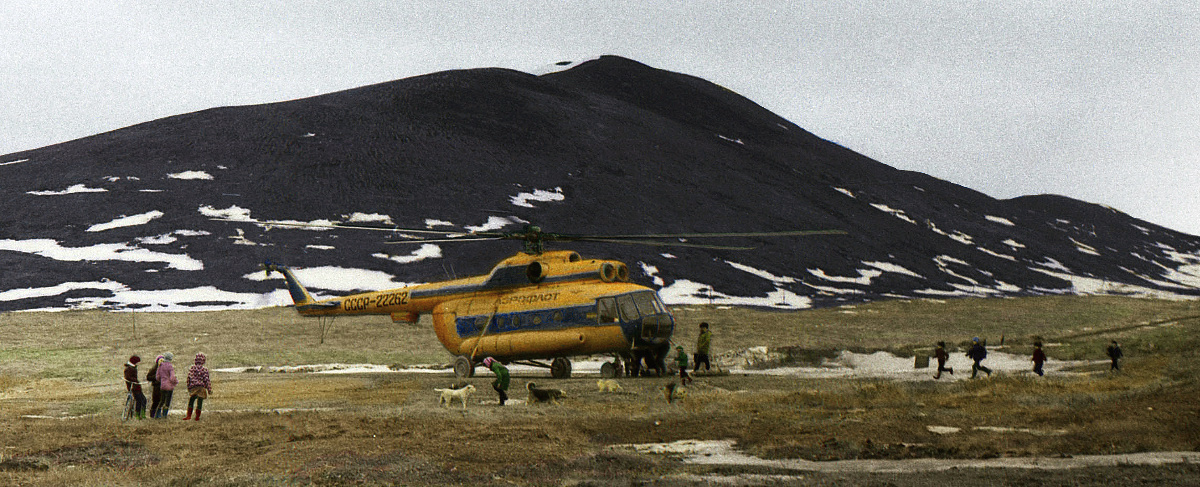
[2,296,1199,485]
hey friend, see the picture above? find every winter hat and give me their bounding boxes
[194,352,207,365]
[163,352,174,362]
[972,337,980,343]
[129,355,141,365]
[482,357,496,367]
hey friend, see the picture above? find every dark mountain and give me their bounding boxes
[2,55,1198,312]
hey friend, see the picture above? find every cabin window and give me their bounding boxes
[474,316,488,331]
[597,297,619,323]
[532,315,543,325]
[552,311,565,322]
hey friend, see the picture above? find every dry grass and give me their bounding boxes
[2,296,1199,485]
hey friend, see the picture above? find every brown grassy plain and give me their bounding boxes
[2,295,1199,485]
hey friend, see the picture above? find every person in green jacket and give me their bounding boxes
[483,357,509,405]
[693,322,712,373]
[675,346,692,386]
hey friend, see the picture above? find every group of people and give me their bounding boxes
[931,337,993,379]
[673,321,713,386]
[478,322,715,405]
[123,352,213,420]
[932,338,1125,380]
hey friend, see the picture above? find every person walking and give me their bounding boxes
[184,352,212,421]
[1032,342,1047,377]
[483,357,509,406]
[675,345,692,386]
[966,337,992,378]
[123,355,147,419]
[146,355,163,419]
[1106,340,1123,371]
[693,322,712,373]
[933,341,954,379]
[156,352,178,418]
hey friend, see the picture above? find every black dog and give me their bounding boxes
[525,382,565,404]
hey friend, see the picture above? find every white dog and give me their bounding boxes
[596,379,623,392]
[435,384,476,409]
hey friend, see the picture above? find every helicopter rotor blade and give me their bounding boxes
[209,218,459,235]
[383,237,507,244]
[567,229,848,240]
[572,237,756,250]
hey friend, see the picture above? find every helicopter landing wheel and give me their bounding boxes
[600,360,622,378]
[550,357,572,379]
[453,356,475,378]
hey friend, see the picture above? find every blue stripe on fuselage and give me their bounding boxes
[455,303,599,338]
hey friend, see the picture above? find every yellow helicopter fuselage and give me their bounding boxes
[269,250,675,370]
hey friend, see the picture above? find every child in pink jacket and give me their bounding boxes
[155,352,178,418]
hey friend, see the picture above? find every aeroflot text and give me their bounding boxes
[500,292,560,306]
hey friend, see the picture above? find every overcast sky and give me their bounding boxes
[3,1,1198,235]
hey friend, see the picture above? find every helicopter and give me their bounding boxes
[227,219,845,378]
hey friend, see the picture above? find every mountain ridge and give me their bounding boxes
[2,55,1198,312]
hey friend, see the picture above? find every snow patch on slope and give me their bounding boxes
[28,184,107,196]
[0,239,203,271]
[168,171,213,180]
[87,211,164,232]
[510,187,565,208]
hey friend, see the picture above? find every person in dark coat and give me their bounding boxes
[693,322,712,373]
[123,355,147,419]
[146,355,163,419]
[1032,342,1047,376]
[966,337,992,378]
[1106,340,1123,371]
[933,341,954,379]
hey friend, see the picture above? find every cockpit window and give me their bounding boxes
[632,291,665,315]
[618,294,640,322]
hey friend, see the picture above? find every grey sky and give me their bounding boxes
[3,1,1198,235]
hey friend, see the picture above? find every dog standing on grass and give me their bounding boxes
[662,382,688,403]
[596,379,622,393]
[435,384,476,410]
[526,382,565,404]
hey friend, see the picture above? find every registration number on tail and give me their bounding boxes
[343,291,409,311]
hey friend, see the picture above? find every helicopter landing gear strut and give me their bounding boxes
[453,356,475,378]
[550,357,572,379]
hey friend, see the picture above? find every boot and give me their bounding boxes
[183,407,193,420]
[194,409,201,421]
